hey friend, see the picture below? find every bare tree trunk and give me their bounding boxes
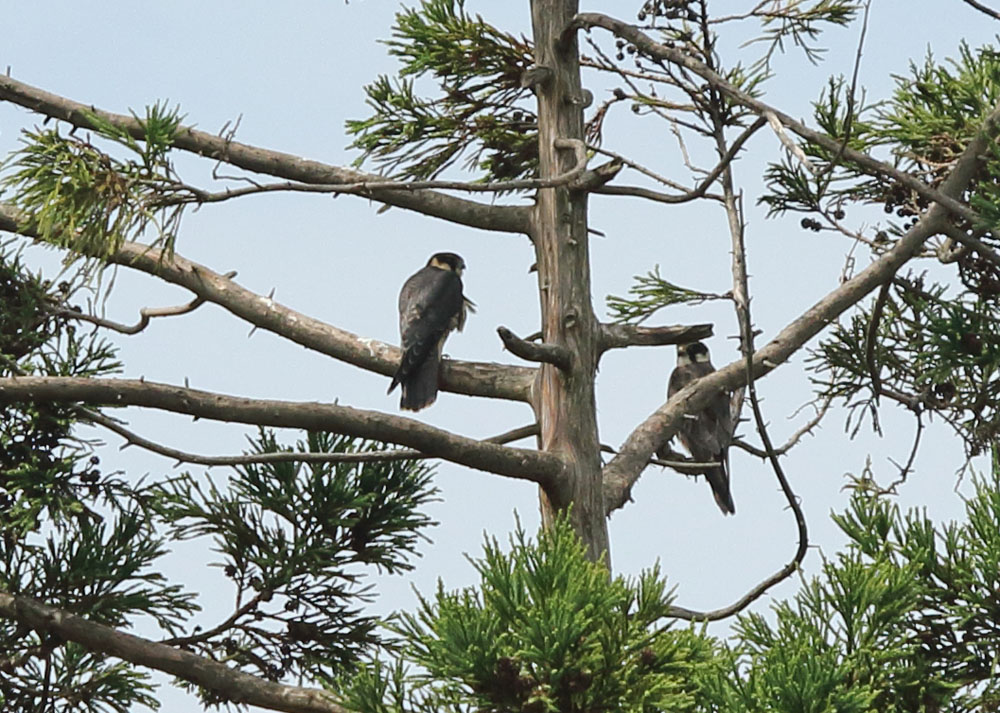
[529,0,610,564]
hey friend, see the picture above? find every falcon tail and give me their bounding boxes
[398,353,441,411]
[705,465,735,515]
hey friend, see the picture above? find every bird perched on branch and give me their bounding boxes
[661,340,736,515]
[388,252,472,411]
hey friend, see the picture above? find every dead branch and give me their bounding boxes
[0,591,350,713]
[0,74,530,235]
[598,322,713,353]
[55,284,228,335]
[0,205,536,403]
[162,138,590,206]
[732,394,833,459]
[84,408,539,468]
[0,376,564,486]
[497,326,573,370]
[960,0,1000,21]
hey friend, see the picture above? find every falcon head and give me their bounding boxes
[676,341,711,367]
[428,252,466,276]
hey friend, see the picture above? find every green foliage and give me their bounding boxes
[0,102,185,260]
[153,430,438,688]
[336,474,1000,713]
[0,247,179,712]
[751,0,861,67]
[346,0,536,182]
[606,265,727,324]
[762,41,1000,227]
[338,516,727,713]
[811,273,1000,456]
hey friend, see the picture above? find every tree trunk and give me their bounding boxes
[529,0,610,564]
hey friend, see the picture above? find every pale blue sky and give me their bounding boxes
[2,1,997,709]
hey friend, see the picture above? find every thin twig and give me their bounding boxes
[54,274,234,334]
[81,408,540,468]
[960,0,1000,21]
[160,593,264,647]
[731,394,833,459]
[161,139,589,207]
[668,69,808,619]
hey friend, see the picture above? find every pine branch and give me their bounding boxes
[0,74,530,234]
[0,591,350,713]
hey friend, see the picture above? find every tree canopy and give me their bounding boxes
[1,0,1000,710]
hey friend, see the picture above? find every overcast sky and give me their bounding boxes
[2,1,998,709]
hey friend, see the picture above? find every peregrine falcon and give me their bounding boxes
[661,341,735,515]
[388,252,472,411]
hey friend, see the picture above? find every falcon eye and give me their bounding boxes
[688,343,708,358]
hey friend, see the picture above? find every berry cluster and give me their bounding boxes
[959,249,1000,300]
[637,0,698,22]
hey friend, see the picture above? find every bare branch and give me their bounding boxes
[0,204,537,403]
[84,408,539,468]
[158,140,589,205]
[0,591,350,713]
[0,376,564,486]
[0,74,530,234]
[497,326,573,370]
[55,284,227,335]
[960,0,1000,21]
[733,394,833,458]
[602,95,1000,514]
[569,13,985,226]
[598,322,713,353]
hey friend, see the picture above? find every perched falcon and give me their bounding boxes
[388,252,472,411]
[661,341,736,515]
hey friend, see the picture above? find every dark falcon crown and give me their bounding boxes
[428,252,466,273]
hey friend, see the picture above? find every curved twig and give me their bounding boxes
[668,106,807,619]
[54,278,234,335]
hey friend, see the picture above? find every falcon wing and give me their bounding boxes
[388,266,463,395]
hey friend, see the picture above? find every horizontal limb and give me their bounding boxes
[0,203,536,404]
[0,74,530,235]
[0,591,348,713]
[598,322,713,353]
[85,408,540,468]
[0,376,564,486]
